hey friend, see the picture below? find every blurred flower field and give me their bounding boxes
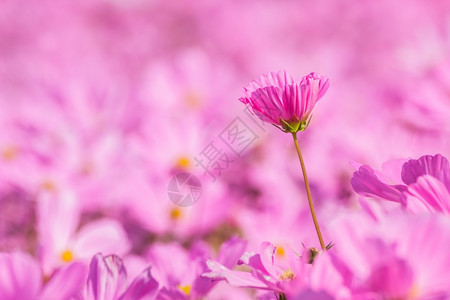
[0,1,450,299]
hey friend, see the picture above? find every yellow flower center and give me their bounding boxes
[41,180,56,192]
[170,207,183,220]
[178,284,191,296]
[279,269,295,281]
[2,146,18,161]
[176,157,191,169]
[185,90,203,108]
[61,250,73,262]
[276,246,285,258]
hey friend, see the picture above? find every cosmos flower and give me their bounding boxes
[0,251,87,300]
[37,190,130,274]
[351,154,450,215]
[239,71,329,133]
[203,241,349,299]
[327,212,450,299]
[203,241,305,296]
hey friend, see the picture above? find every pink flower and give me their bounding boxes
[145,241,226,299]
[204,241,307,296]
[351,154,450,215]
[37,189,130,274]
[239,71,329,132]
[0,251,87,300]
[327,212,450,299]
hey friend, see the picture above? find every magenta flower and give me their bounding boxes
[0,251,87,300]
[351,154,450,215]
[37,190,131,275]
[327,212,450,299]
[239,70,329,132]
[204,241,307,296]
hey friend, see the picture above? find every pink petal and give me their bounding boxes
[405,175,450,215]
[203,260,268,289]
[401,154,450,185]
[351,165,405,203]
[86,254,128,300]
[366,258,414,299]
[0,252,41,300]
[119,267,159,300]
[40,262,88,300]
[73,219,130,260]
[217,237,248,269]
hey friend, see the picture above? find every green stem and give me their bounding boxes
[292,132,326,250]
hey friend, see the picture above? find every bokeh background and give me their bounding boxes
[1,0,449,298]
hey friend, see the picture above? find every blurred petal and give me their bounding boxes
[40,262,88,300]
[119,267,159,300]
[73,219,130,259]
[203,260,267,289]
[366,258,414,299]
[405,175,450,214]
[217,236,248,269]
[0,252,41,300]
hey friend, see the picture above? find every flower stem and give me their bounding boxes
[292,132,326,250]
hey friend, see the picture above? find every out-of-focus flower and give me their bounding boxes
[204,240,349,299]
[0,251,87,300]
[327,212,450,299]
[204,241,305,296]
[146,242,211,299]
[239,71,329,133]
[352,154,450,215]
[37,190,130,274]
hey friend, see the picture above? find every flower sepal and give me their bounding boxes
[280,116,312,133]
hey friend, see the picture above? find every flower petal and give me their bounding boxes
[405,175,450,215]
[401,154,450,185]
[86,254,128,300]
[351,165,405,203]
[40,262,88,300]
[0,252,41,300]
[119,267,159,300]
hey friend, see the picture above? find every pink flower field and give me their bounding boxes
[1,1,449,299]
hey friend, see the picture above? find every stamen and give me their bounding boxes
[279,269,296,281]
[178,284,191,295]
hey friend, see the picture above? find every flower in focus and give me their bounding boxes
[239,70,330,133]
